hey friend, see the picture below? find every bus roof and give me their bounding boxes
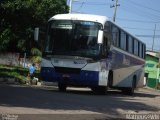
[49,13,109,25]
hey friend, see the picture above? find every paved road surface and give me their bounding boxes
[0,84,159,120]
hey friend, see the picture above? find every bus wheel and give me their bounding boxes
[129,77,136,95]
[122,77,136,95]
[58,82,67,92]
[91,86,108,95]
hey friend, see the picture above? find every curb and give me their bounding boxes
[41,81,57,86]
[0,77,16,84]
[140,87,160,92]
[0,77,57,87]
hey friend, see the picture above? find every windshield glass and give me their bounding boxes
[45,20,102,58]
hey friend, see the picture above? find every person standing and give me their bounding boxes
[29,63,36,84]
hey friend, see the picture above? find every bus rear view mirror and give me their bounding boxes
[97,30,103,44]
[34,27,39,42]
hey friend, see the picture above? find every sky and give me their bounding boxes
[67,0,160,51]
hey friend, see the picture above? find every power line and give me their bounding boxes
[127,2,160,20]
[73,1,160,22]
[125,0,160,14]
[120,1,160,21]
[74,1,110,6]
[122,27,160,31]
[120,6,160,22]
[72,11,86,13]
[112,17,160,23]
[136,35,160,38]
[74,2,85,12]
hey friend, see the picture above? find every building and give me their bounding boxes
[145,51,160,88]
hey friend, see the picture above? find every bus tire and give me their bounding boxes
[91,86,108,95]
[129,76,136,95]
[58,82,67,92]
[108,70,113,87]
[122,76,136,95]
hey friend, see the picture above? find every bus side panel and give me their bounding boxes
[112,66,144,87]
[109,46,145,88]
[82,60,110,86]
[136,66,145,87]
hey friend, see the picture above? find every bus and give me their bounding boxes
[40,13,146,95]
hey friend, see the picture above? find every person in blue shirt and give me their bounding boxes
[29,63,36,84]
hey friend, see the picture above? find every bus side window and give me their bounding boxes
[112,25,119,47]
[126,35,129,51]
[142,44,145,59]
[128,36,133,53]
[120,31,126,50]
[134,39,138,56]
[139,42,142,58]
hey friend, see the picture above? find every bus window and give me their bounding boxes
[128,36,133,53]
[142,44,145,59]
[138,41,140,57]
[139,42,142,58]
[120,31,126,50]
[134,39,138,56]
[104,22,111,33]
[112,26,119,47]
[126,35,129,51]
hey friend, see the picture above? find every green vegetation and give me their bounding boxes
[0,0,68,82]
[0,64,40,84]
[0,0,68,52]
[30,47,42,64]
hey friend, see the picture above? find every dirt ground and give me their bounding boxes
[0,84,159,120]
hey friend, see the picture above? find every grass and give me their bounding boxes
[0,64,40,84]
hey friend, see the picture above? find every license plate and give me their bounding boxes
[62,74,70,78]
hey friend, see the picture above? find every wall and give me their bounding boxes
[0,53,20,66]
[145,55,159,88]
[0,53,31,68]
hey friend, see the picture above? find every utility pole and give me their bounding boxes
[157,51,160,89]
[152,24,156,51]
[69,0,80,13]
[69,0,73,13]
[110,0,120,22]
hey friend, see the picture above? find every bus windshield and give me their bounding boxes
[45,20,103,58]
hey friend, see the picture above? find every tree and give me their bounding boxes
[0,0,69,52]
[0,28,11,51]
[30,47,42,64]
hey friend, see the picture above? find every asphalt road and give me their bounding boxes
[0,84,159,120]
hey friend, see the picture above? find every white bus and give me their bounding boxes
[40,14,146,95]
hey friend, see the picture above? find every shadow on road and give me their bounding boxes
[0,84,159,116]
[53,86,159,98]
